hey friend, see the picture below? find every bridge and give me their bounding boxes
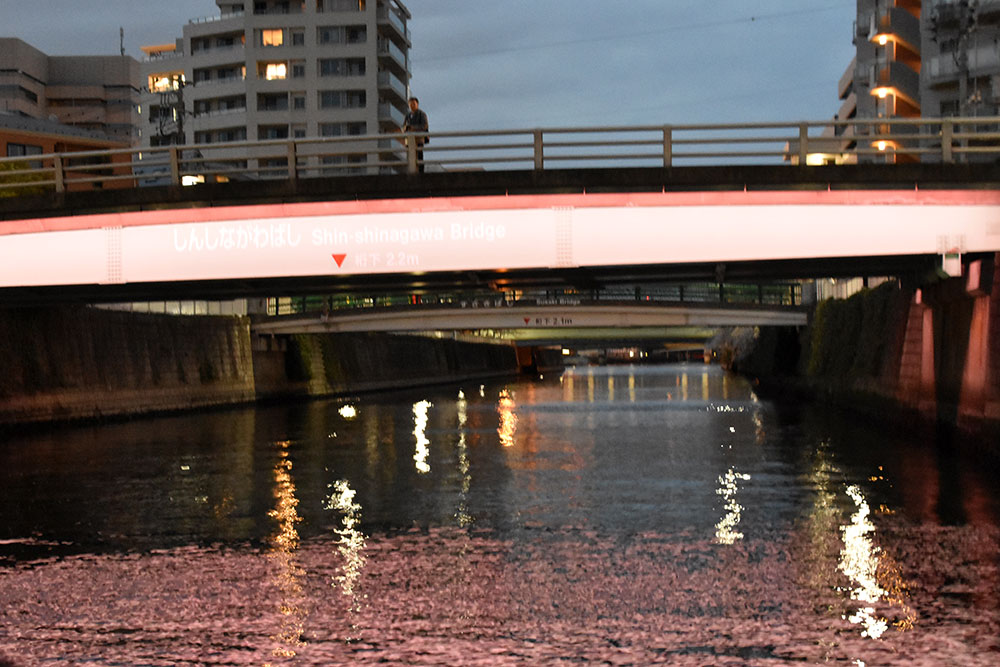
[1,117,999,307]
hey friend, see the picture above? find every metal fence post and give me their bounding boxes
[798,123,808,165]
[533,130,544,171]
[169,147,180,186]
[663,125,672,167]
[941,119,954,164]
[287,141,298,182]
[53,154,64,193]
[406,136,418,174]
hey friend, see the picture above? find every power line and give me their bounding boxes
[412,4,852,65]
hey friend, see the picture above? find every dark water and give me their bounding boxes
[1,364,998,665]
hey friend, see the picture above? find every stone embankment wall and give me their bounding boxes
[0,307,256,425]
[0,307,519,426]
[723,253,1000,448]
[254,331,518,400]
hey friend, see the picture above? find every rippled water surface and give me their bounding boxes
[1,364,999,665]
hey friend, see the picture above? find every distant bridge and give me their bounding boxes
[250,300,807,336]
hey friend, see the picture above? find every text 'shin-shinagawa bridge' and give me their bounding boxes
[1,116,999,336]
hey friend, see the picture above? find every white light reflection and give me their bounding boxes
[497,389,517,447]
[413,400,432,474]
[325,479,367,611]
[838,484,889,639]
[714,467,751,545]
[267,440,307,659]
[456,389,473,526]
[338,404,357,419]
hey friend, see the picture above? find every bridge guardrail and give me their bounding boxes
[265,283,804,317]
[2,116,999,196]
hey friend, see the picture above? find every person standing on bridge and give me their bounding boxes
[402,96,429,172]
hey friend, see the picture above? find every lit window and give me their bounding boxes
[265,63,287,80]
[261,29,283,46]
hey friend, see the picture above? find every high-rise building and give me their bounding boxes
[0,38,141,146]
[831,1,1000,162]
[139,0,412,175]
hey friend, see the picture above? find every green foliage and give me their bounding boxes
[805,282,905,381]
[0,161,49,198]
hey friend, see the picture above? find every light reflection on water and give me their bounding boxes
[0,364,999,665]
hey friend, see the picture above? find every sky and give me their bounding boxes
[2,0,858,131]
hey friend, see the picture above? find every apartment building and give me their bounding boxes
[828,1,1000,162]
[139,0,411,174]
[0,38,141,146]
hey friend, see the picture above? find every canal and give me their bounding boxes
[1,364,998,665]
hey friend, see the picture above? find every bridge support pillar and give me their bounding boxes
[897,291,936,417]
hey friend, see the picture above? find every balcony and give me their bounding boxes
[377,70,407,105]
[378,102,404,126]
[873,6,920,53]
[377,38,408,77]
[927,46,1000,87]
[377,5,410,46]
[870,60,921,106]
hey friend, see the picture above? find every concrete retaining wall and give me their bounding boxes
[0,307,256,424]
[0,307,519,426]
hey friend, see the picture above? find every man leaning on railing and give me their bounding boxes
[402,96,429,173]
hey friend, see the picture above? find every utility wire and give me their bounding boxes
[412,4,852,65]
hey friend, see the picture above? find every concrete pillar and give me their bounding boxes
[896,291,936,417]
[987,252,1000,422]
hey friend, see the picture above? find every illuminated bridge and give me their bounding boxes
[1,117,999,308]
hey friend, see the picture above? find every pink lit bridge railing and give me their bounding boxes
[2,116,1000,195]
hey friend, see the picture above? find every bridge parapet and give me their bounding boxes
[3,116,1000,197]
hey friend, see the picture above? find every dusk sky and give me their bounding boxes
[3,0,857,130]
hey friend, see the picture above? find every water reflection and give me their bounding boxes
[838,483,915,639]
[266,440,307,659]
[715,467,751,545]
[412,399,432,474]
[325,479,366,613]
[497,389,517,448]
[456,389,473,527]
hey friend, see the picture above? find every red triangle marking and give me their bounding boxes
[332,253,347,268]
[523,317,531,325]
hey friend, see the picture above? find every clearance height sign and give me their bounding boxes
[1,190,999,288]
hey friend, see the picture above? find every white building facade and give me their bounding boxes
[139,0,411,175]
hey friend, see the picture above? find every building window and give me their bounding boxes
[6,142,43,168]
[258,125,290,140]
[291,30,305,46]
[292,92,307,110]
[317,25,366,45]
[258,92,290,111]
[258,62,288,80]
[318,57,365,77]
[149,72,184,92]
[260,29,284,46]
[291,61,306,78]
[318,0,365,11]
[292,124,307,138]
[319,121,366,136]
[6,143,43,158]
[319,89,366,109]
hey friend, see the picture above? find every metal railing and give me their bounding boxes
[266,283,804,317]
[2,116,1000,196]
